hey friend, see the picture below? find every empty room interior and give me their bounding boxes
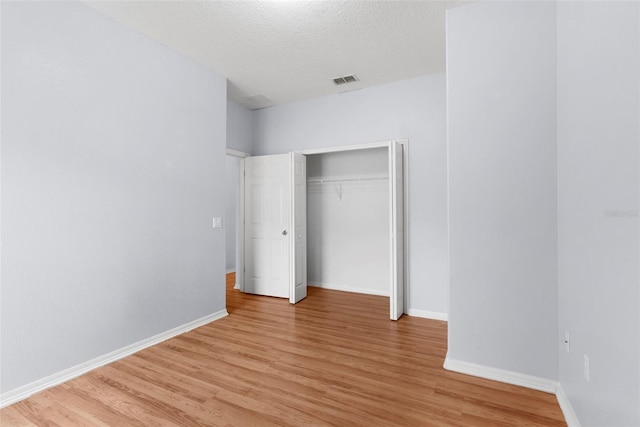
[1,1,639,426]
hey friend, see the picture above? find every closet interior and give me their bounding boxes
[306,147,390,296]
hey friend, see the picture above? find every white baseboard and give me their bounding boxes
[308,281,389,297]
[443,355,582,426]
[0,309,228,409]
[225,270,239,289]
[443,355,558,393]
[407,308,448,321]
[556,383,582,427]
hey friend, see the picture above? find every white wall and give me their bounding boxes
[557,2,640,425]
[307,149,389,296]
[227,100,253,154]
[446,2,558,380]
[253,75,448,317]
[1,1,227,394]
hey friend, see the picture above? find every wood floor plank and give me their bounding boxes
[0,273,566,426]
[0,410,33,427]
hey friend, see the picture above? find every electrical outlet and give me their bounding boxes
[583,354,590,383]
[564,331,570,354]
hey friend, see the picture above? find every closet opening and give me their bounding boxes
[300,139,408,320]
[238,140,408,320]
[305,147,391,297]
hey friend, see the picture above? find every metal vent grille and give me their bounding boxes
[333,74,359,85]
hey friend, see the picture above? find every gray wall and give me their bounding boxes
[225,100,253,273]
[446,2,558,379]
[448,1,640,423]
[227,100,253,154]
[253,74,449,317]
[557,2,640,425]
[1,1,227,393]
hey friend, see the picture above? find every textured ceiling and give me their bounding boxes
[86,1,470,109]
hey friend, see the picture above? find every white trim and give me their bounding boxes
[398,139,410,316]
[299,140,391,155]
[389,141,398,319]
[226,148,249,158]
[237,158,245,292]
[308,282,389,297]
[407,308,448,321]
[0,309,228,409]
[443,356,558,393]
[556,384,582,427]
[443,356,580,426]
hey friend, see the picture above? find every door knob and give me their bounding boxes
[282,230,288,236]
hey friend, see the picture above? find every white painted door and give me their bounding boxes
[244,153,307,303]
[244,154,290,298]
[389,141,404,320]
[290,153,307,303]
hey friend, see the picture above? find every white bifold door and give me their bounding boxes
[389,141,404,321]
[244,153,307,303]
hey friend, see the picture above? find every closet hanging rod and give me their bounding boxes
[306,177,388,184]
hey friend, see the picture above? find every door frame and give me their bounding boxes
[226,148,248,292]
[299,139,410,317]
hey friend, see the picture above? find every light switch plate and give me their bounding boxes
[213,217,222,228]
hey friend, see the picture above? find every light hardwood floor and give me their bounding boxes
[1,273,566,426]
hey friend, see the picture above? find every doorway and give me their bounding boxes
[225,149,248,289]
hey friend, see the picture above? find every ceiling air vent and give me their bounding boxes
[333,74,359,85]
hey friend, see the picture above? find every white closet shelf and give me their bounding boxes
[306,177,388,184]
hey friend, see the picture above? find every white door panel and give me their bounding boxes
[245,154,290,298]
[244,153,307,303]
[290,153,307,303]
[390,141,405,320]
